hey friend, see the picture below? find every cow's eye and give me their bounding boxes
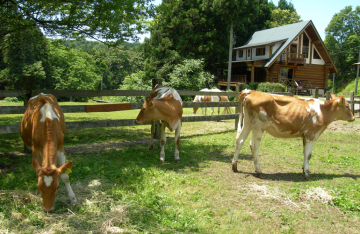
[142,108,146,111]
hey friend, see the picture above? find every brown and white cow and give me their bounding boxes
[135,85,183,162]
[231,90,355,180]
[193,88,232,115]
[20,93,76,212]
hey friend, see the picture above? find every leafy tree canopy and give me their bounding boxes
[0,0,155,48]
[325,6,360,86]
[266,8,301,28]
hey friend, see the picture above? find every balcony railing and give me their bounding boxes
[280,52,306,65]
[217,75,247,87]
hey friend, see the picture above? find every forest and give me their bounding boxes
[0,0,359,99]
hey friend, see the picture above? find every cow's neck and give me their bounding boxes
[320,99,339,125]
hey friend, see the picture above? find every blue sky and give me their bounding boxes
[140,0,359,42]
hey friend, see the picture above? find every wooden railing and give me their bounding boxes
[277,78,313,95]
[217,75,247,87]
[280,52,306,65]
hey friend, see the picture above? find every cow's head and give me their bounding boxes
[331,94,355,122]
[135,96,159,125]
[32,157,72,212]
[193,104,199,115]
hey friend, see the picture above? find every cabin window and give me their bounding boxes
[238,50,244,58]
[290,44,297,53]
[313,48,321,59]
[302,34,309,58]
[247,49,251,57]
[256,47,265,56]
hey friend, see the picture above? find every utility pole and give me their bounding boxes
[355,48,360,94]
[227,21,234,90]
[100,74,103,100]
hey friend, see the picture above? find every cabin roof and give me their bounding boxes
[235,20,337,73]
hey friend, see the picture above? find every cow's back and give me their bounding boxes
[20,94,65,148]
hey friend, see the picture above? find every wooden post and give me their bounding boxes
[326,91,330,101]
[151,79,162,144]
[235,83,244,130]
[313,87,319,99]
[23,76,35,154]
[350,91,354,114]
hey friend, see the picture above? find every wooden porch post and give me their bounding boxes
[251,66,255,83]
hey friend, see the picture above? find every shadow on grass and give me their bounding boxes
[233,170,360,182]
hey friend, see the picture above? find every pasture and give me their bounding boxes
[1,103,360,233]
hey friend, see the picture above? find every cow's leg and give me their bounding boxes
[201,108,204,116]
[250,129,263,178]
[174,122,181,162]
[217,106,220,115]
[148,121,155,150]
[57,150,77,204]
[210,107,214,116]
[232,117,252,172]
[302,138,314,181]
[159,123,167,162]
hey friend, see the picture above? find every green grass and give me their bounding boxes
[1,101,360,233]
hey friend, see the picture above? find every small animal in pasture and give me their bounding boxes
[135,85,183,162]
[231,90,355,180]
[193,88,232,115]
[20,93,76,212]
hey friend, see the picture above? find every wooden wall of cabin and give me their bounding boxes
[266,64,329,89]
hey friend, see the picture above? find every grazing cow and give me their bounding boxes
[231,90,355,180]
[135,85,183,162]
[20,93,76,212]
[193,88,232,115]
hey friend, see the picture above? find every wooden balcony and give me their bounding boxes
[217,75,247,87]
[280,53,306,65]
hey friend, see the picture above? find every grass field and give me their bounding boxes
[1,102,360,233]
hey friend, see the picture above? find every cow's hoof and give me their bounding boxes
[160,159,165,162]
[257,173,264,179]
[175,159,180,163]
[305,175,311,181]
[148,145,154,150]
[231,163,238,172]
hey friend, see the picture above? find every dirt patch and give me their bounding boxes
[326,118,360,133]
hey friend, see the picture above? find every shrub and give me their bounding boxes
[3,97,20,103]
[257,82,286,92]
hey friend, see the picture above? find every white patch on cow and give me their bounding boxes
[312,116,317,123]
[44,175,53,187]
[242,89,251,94]
[29,93,48,101]
[154,86,183,106]
[40,103,60,122]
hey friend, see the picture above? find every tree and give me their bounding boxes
[324,6,360,87]
[144,0,258,87]
[0,27,52,90]
[0,0,155,49]
[266,8,301,28]
[203,0,259,89]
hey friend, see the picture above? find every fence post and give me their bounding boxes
[151,79,162,147]
[313,87,319,99]
[23,76,35,154]
[235,83,244,130]
[326,91,330,101]
[350,91,354,114]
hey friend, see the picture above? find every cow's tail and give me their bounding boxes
[237,91,250,130]
[220,96,233,115]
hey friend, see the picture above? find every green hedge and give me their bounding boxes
[256,82,286,92]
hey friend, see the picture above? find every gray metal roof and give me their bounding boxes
[234,39,287,50]
[237,20,311,67]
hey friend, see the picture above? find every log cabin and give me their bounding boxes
[217,20,337,96]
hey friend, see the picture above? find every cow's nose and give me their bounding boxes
[134,119,139,125]
[43,207,54,213]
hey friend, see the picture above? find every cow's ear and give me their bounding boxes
[330,94,337,100]
[58,161,72,174]
[32,156,41,173]
[149,100,155,109]
[338,95,345,105]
